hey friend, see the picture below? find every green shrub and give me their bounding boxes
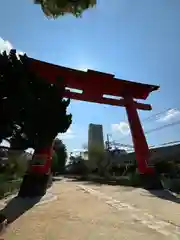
[170,179,180,193]
[128,172,141,187]
[0,179,22,199]
[0,174,8,183]
[161,177,180,193]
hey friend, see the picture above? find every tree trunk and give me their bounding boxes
[18,145,53,198]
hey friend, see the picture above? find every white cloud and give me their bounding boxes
[111,122,130,135]
[0,38,13,53]
[73,149,87,152]
[157,108,180,122]
[0,37,24,57]
[57,128,75,140]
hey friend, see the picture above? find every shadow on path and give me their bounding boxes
[147,189,180,203]
[52,176,63,182]
[0,195,42,224]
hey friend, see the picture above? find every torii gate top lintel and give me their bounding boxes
[29,58,159,111]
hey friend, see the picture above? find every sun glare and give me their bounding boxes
[76,65,91,72]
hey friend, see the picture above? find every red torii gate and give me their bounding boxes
[29,58,159,176]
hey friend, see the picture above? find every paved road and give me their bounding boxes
[1,179,180,240]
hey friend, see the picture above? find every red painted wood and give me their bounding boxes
[125,97,154,174]
[64,91,152,110]
[27,57,159,175]
[29,58,159,101]
[31,146,53,174]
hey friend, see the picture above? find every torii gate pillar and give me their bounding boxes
[125,96,154,174]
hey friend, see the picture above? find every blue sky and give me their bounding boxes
[1,0,180,153]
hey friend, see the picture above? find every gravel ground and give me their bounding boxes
[1,180,180,240]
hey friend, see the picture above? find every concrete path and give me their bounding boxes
[1,180,180,240]
[79,182,180,226]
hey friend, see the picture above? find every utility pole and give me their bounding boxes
[106,134,111,151]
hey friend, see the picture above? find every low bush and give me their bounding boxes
[161,176,180,193]
[0,179,22,199]
[128,172,142,187]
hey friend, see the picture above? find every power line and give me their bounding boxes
[144,120,180,135]
[114,107,180,142]
[141,107,180,123]
[149,140,180,149]
[160,140,180,146]
[115,120,180,144]
[110,139,180,152]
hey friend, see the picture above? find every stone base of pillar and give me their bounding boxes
[140,173,163,190]
[18,173,50,198]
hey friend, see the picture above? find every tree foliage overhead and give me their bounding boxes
[34,0,96,18]
[0,49,72,151]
